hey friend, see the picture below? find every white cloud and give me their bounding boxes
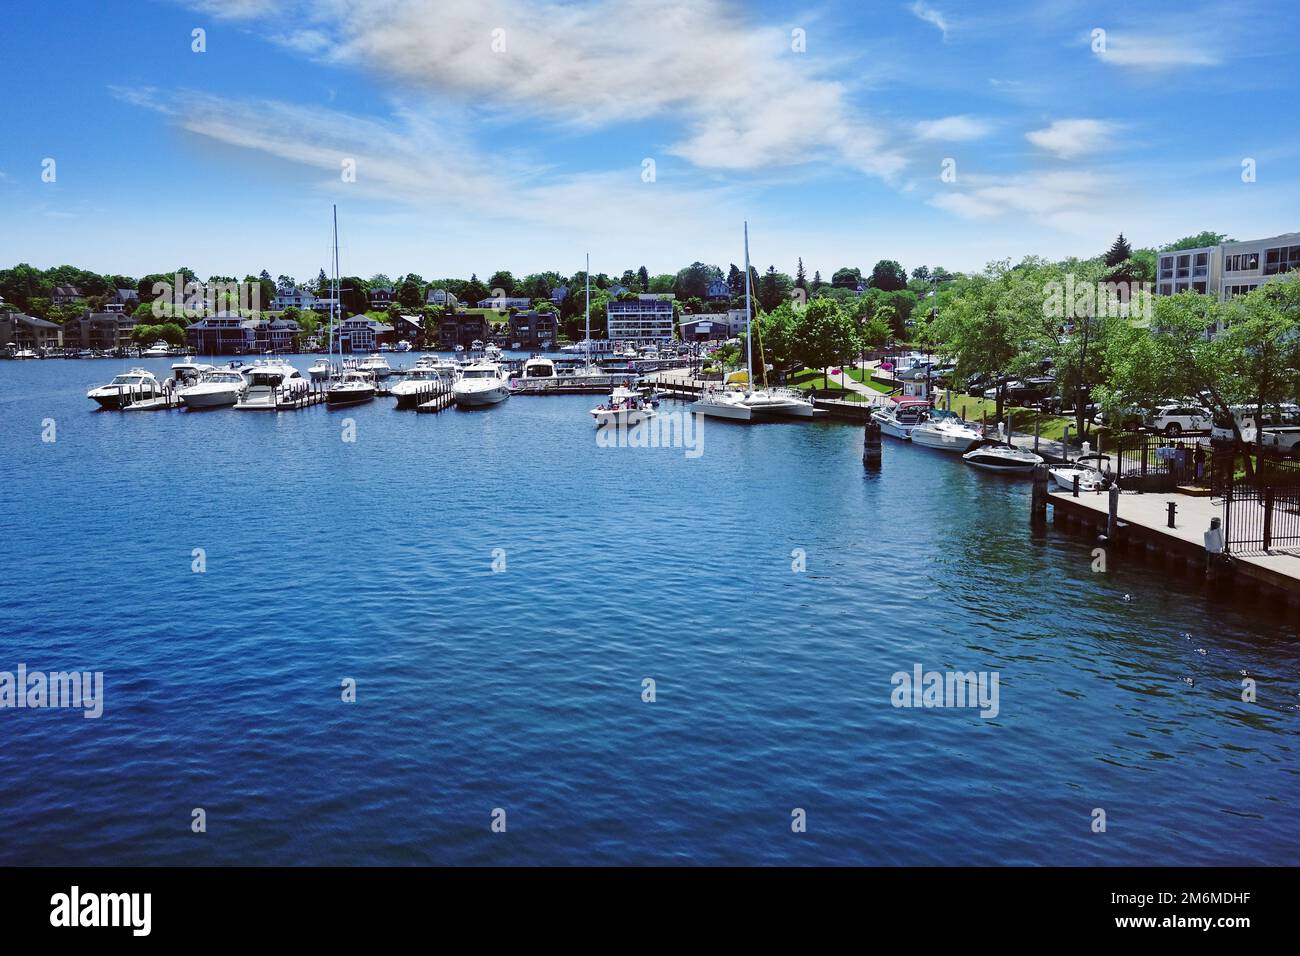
[186,0,281,19]
[908,1,949,39]
[1025,119,1120,160]
[1094,34,1221,71]
[929,170,1117,232]
[915,115,991,142]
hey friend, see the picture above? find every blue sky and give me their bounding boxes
[1,0,1298,283]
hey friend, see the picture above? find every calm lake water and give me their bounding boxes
[1,355,1296,865]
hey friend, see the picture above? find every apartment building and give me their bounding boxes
[607,294,676,344]
[1156,231,1300,301]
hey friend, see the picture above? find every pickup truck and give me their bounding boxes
[1259,426,1300,459]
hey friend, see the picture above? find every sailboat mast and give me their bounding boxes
[743,221,753,387]
[331,204,339,366]
[585,252,591,367]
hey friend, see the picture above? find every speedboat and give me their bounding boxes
[590,385,656,425]
[742,387,821,419]
[169,362,214,388]
[454,343,465,353]
[512,356,558,392]
[357,354,394,379]
[452,361,510,407]
[484,343,504,362]
[873,398,930,439]
[1049,454,1111,492]
[962,440,1044,474]
[235,360,309,409]
[12,348,37,360]
[395,340,412,352]
[141,341,172,358]
[690,385,752,421]
[390,367,445,408]
[308,358,333,382]
[179,367,247,409]
[325,369,376,405]
[910,409,983,452]
[87,368,164,409]
[470,339,484,352]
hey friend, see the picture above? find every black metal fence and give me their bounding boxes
[1110,434,1213,490]
[1224,458,1300,555]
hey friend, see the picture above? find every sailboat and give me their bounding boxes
[323,207,375,406]
[564,254,619,390]
[691,222,765,421]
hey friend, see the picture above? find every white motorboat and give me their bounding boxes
[1049,454,1111,492]
[234,360,309,409]
[873,399,930,439]
[179,367,247,409]
[512,356,559,392]
[470,339,484,352]
[484,343,504,362]
[325,369,376,405]
[690,385,753,421]
[87,368,164,409]
[390,367,445,408]
[910,409,983,452]
[962,440,1044,474]
[12,348,37,360]
[308,358,333,382]
[452,362,510,407]
[590,385,656,425]
[395,340,413,353]
[357,354,394,379]
[454,343,465,353]
[169,361,214,388]
[141,341,172,358]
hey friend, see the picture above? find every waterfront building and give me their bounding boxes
[508,309,560,348]
[706,277,731,302]
[185,313,254,354]
[1156,231,1300,301]
[334,315,394,353]
[607,294,676,344]
[438,313,489,350]
[62,311,135,351]
[248,316,301,352]
[550,285,568,304]
[271,286,320,311]
[369,286,394,310]
[1,313,62,351]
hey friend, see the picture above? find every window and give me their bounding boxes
[1176,254,1190,278]
[1158,257,1174,279]
[1263,245,1300,275]
[1192,281,1207,293]
[1225,252,1260,272]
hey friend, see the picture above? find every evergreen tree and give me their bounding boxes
[795,257,807,290]
[637,265,650,291]
[1104,233,1133,267]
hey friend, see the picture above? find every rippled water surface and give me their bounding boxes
[1,356,1296,865]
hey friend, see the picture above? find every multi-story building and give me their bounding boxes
[680,310,745,341]
[438,313,489,350]
[185,314,255,354]
[507,310,560,348]
[1,313,62,351]
[62,311,136,351]
[607,294,676,344]
[334,316,394,352]
[475,296,532,311]
[1155,231,1300,333]
[271,287,320,311]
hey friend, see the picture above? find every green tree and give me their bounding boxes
[1103,234,1133,266]
[868,260,908,292]
[792,297,860,388]
[1162,232,1231,252]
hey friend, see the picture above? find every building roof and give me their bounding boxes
[8,313,60,329]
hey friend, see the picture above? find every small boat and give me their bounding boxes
[454,343,465,353]
[512,356,558,392]
[234,360,309,409]
[169,362,214,388]
[308,358,333,383]
[1049,453,1111,492]
[12,348,37,360]
[395,340,413,353]
[141,341,172,358]
[962,440,1044,474]
[180,367,247,409]
[910,409,983,452]
[325,369,377,406]
[452,361,510,407]
[484,343,504,362]
[590,385,656,425]
[470,339,484,352]
[87,368,164,409]
[357,354,394,379]
[874,398,930,439]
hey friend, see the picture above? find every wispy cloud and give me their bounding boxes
[915,115,992,142]
[929,169,1117,232]
[1092,32,1221,71]
[1025,119,1120,160]
[908,1,949,40]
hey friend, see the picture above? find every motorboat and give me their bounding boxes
[395,340,413,353]
[873,398,930,439]
[87,368,164,409]
[179,367,248,409]
[357,354,394,379]
[470,339,484,352]
[454,343,465,353]
[962,440,1044,474]
[390,367,445,408]
[235,360,309,409]
[308,358,333,382]
[590,385,656,425]
[141,341,172,358]
[484,343,504,362]
[690,385,752,421]
[452,361,510,407]
[741,386,821,419]
[169,362,214,388]
[12,348,37,360]
[325,369,377,406]
[512,356,559,392]
[1049,453,1111,492]
[910,409,983,452]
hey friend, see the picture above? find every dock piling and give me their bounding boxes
[862,412,881,469]
[1031,463,1049,524]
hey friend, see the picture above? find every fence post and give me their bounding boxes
[1263,487,1274,551]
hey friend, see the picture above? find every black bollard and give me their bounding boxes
[863,412,882,469]
[1167,501,1177,528]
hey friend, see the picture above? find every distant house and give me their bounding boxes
[185,314,256,354]
[393,314,422,341]
[706,277,730,302]
[439,313,489,350]
[550,285,568,304]
[1,314,62,351]
[369,286,394,310]
[475,296,532,311]
[62,311,135,351]
[271,286,319,311]
[507,310,560,348]
[52,285,83,306]
[426,288,458,307]
[248,316,301,352]
[334,315,394,353]
[607,284,628,298]
[102,288,140,314]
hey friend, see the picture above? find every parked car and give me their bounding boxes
[1093,407,1146,432]
[1260,426,1300,459]
[1146,403,1212,436]
[1211,404,1300,446]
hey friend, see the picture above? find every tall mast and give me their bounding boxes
[743,220,753,388]
[331,204,339,365]
[585,252,591,366]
